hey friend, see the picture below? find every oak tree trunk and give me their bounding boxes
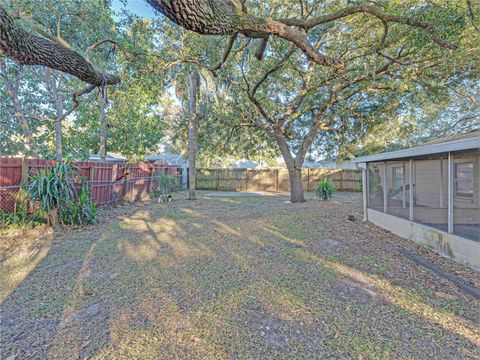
[286,162,305,203]
[274,132,306,203]
[54,116,62,160]
[188,71,200,200]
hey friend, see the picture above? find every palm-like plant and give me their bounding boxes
[26,161,80,228]
[316,178,335,201]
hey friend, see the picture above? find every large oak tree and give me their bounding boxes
[1,1,477,202]
[143,0,472,202]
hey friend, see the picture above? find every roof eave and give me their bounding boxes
[353,136,480,163]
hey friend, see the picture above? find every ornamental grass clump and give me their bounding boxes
[26,161,96,228]
[316,178,335,200]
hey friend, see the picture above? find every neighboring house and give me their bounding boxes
[231,158,259,169]
[315,157,358,170]
[88,153,127,163]
[354,130,480,270]
[145,154,188,187]
[303,161,324,169]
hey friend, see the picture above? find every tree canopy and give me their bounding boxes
[0,0,478,201]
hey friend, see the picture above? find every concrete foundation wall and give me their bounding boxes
[368,208,480,271]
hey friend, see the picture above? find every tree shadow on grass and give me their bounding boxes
[1,197,479,358]
[0,228,109,359]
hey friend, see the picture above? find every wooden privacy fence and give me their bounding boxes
[0,157,182,213]
[196,168,362,193]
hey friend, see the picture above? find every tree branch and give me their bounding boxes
[0,7,120,86]
[255,35,270,61]
[250,47,296,96]
[147,0,457,69]
[85,39,117,63]
[280,5,458,50]
[210,33,237,75]
[466,0,480,32]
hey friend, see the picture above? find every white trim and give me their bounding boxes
[409,159,414,221]
[439,159,444,208]
[402,162,406,208]
[353,136,479,163]
[383,163,387,213]
[367,208,480,271]
[362,168,368,221]
[448,152,453,233]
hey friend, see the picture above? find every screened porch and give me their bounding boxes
[366,149,479,242]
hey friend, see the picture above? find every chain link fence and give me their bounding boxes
[0,185,21,214]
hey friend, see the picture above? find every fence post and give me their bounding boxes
[89,166,95,200]
[307,169,310,192]
[111,164,118,205]
[123,164,129,202]
[340,170,344,191]
[275,169,279,192]
[148,165,154,194]
[21,158,28,182]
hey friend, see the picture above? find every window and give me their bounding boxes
[393,167,404,190]
[455,163,474,198]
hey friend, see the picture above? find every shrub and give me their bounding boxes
[61,181,97,225]
[25,162,96,227]
[152,174,180,203]
[159,173,171,194]
[1,193,42,230]
[0,188,45,230]
[26,162,77,211]
[316,178,335,200]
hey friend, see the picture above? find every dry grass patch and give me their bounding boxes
[1,192,478,359]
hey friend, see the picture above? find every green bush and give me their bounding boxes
[316,178,335,200]
[152,174,180,202]
[26,162,96,227]
[0,188,45,230]
[61,181,97,225]
[159,173,171,194]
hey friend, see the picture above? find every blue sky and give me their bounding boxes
[111,0,155,18]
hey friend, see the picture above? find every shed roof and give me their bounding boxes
[353,131,479,163]
[145,154,187,166]
[231,158,259,168]
[89,153,127,162]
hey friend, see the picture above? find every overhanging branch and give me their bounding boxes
[280,5,458,50]
[0,7,120,86]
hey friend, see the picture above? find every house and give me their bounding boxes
[231,158,259,169]
[354,131,480,270]
[145,154,188,186]
[304,157,358,170]
[88,152,127,163]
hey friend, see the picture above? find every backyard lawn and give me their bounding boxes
[1,192,479,359]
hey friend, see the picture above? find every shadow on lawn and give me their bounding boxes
[1,196,479,358]
[0,227,108,359]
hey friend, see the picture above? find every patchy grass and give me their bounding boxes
[1,192,479,359]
